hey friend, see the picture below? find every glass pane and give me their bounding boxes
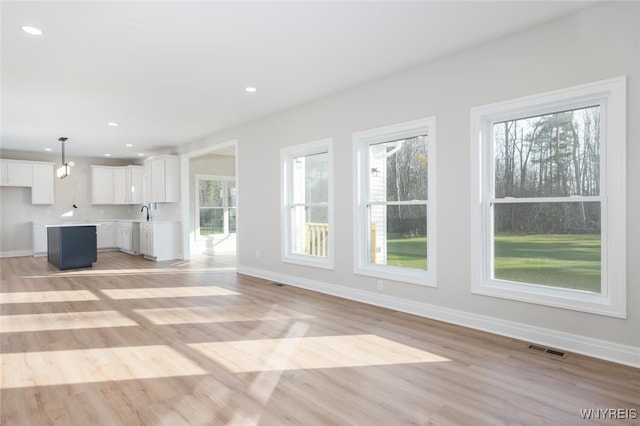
[493,202,601,292]
[291,205,329,257]
[200,208,224,235]
[368,204,427,270]
[229,207,237,233]
[369,135,428,202]
[228,183,236,207]
[493,106,600,198]
[292,152,328,204]
[199,180,223,207]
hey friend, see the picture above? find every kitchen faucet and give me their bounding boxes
[141,205,150,221]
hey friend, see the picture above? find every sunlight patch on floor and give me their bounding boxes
[1,345,208,389]
[100,285,240,300]
[0,310,138,333]
[190,334,450,373]
[134,305,314,325]
[248,321,310,404]
[0,289,99,304]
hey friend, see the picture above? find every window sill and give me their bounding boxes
[283,254,334,270]
[354,264,436,287]
[472,278,625,318]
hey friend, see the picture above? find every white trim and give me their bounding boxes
[470,76,626,318]
[281,138,334,270]
[353,117,437,287]
[237,264,640,368]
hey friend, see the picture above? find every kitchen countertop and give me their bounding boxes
[34,219,180,226]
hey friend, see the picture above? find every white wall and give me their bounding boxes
[179,2,640,365]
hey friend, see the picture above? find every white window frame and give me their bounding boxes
[353,117,437,287]
[281,138,334,270]
[470,76,626,318]
[194,174,236,240]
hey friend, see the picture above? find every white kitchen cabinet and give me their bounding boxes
[96,222,117,250]
[127,166,144,204]
[91,165,144,205]
[140,221,179,261]
[117,221,140,254]
[2,160,54,205]
[32,222,48,256]
[1,160,33,187]
[149,155,180,203]
[113,167,128,204]
[91,166,115,204]
[31,163,54,204]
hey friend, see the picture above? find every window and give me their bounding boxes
[281,138,333,269]
[354,117,436,286]
[195,175,236,238]
[470,77,626,317]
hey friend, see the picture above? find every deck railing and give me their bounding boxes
[305,223,329,257]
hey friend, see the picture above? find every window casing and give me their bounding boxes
[195,175,236,239]
[281,138,333,269]
[354,117,437,286]
[470,77,626,317]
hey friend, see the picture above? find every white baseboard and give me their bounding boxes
[237,264,640,368]
[0,250,33,258]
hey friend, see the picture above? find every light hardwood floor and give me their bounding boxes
[1,252,639,425]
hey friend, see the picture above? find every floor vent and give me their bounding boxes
[528,344,567,358]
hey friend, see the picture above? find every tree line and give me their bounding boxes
[494,106,601,234]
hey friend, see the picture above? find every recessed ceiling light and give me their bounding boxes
[137,153,145,157]
[125,143,133,147]
[104,153,111,157]
[44,148,52,152]
[107,122,119,127]
[21,26,43,36]
[245,87,257,93]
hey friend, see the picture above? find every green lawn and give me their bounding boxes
[385,233,600,293]
[494,233,601,292]
[387,236,427,270]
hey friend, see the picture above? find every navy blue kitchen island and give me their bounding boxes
[47,225,97,270]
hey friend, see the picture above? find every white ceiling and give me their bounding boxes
[1,1,599,160]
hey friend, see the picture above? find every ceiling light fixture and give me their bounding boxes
[21,26,43,36]
[104,153,111,157]
[56,137,74,179]
[245,87,257,93]
[107,122,119,127]
[125,143,133,147]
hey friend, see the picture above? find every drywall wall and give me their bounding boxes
[179,1,639,361]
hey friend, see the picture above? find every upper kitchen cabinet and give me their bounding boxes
[127,165,144,204]
[113,167,127,204]
[1,159,32,187]
[0,159,54,204]
[148,155,180,203]
[91,165,144,205]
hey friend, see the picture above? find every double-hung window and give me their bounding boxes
[195,175,236,238]
[470,77,626,317]
[281,138,333,269]
[354,117,436,286]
